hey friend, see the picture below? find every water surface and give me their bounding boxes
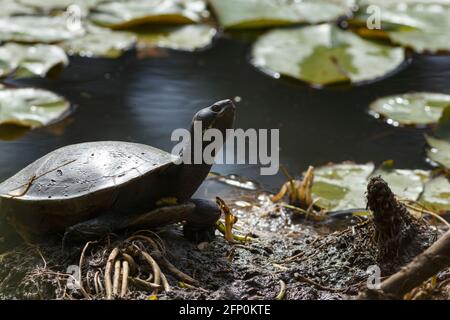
[1,36,450,191]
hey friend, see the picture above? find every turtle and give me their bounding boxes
[0,99,235,250]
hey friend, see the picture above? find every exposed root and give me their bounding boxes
[105,247,119,300]
[367,176,433,264]
[120,261,129,298]
[128,277,161,291]
[160,271,171,293]
[113,260,121,297]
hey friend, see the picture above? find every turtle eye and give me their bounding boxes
[211,104,222,112]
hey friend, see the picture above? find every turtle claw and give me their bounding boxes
[183,225,216,243]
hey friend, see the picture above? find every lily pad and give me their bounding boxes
[0,16,85,43]
[372,162,429,201]
[369,92,450,126]
[0,88,70,128]
[251,24,405,86]
[0,43,68,78]
[135,24,216,51]
[61,26,136,58]
[0,0,37,17]
[435,104,450,141]
[353,2,450,53]
[419,176,450,213]
[311,162,375,211]
[18,0,104,12]
[209,0,355,29]
[426,135,450,170]
[89,0,209,29]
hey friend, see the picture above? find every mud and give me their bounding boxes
[0,177,448,300]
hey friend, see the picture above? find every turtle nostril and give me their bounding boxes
[211,104,222,112]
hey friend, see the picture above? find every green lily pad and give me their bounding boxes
[426,135,450,170]
[435,104,450,141]
[353,2,450,53]
[372,162,429,201]
[61,26,136,58]
[311,162,375,211]
[0,0,37,17]
[369,92,450,126]
[89,0,209,29]
[135,24,216,51]
[419,176,450,213]
[0,88,70,128]
[0,43,68,78]
[18,0,104,12]
[0,16,85,43]
[251,24,405,86]
[209,0,355,29]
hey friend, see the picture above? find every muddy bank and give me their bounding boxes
[0,178,448,300]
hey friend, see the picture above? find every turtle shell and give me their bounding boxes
[0,141,180,236]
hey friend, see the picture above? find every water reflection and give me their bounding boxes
[0,38,449,191]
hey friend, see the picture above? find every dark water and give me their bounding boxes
[1,35,450,191]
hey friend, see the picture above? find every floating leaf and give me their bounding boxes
[0,88,70,128]
[18,0,104,12]
[89,0,209,29]
[135,24,215,51]
[359,0,450,5]
[311,162,374,211]
[0,43,68,78]
[353,2,450,53]
[426,135,450,170]
[0,0,37,17]
[251,24,405,86]
[209,0,355,29]
[0,16,84,43]
[369,92,450,126]
[61,26,136,58]
[419,176,450,213]
[435,104,450,141]
[372,161,429,201]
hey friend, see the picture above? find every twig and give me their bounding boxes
[275,280,286,300]
[152,251,199,286]
[400,201,450,229]
[294,273,346,293]
[361,230,450,299]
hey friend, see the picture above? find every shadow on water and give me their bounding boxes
[1,36,450,191]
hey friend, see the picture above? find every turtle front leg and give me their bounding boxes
[62,204,197,252]
[62,214,118,253]
[183,199,221,243]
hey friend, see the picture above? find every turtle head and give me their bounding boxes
[174,100,235,203]
[191,99,235,136]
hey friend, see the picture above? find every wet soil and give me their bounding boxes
[0,178,446,300]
